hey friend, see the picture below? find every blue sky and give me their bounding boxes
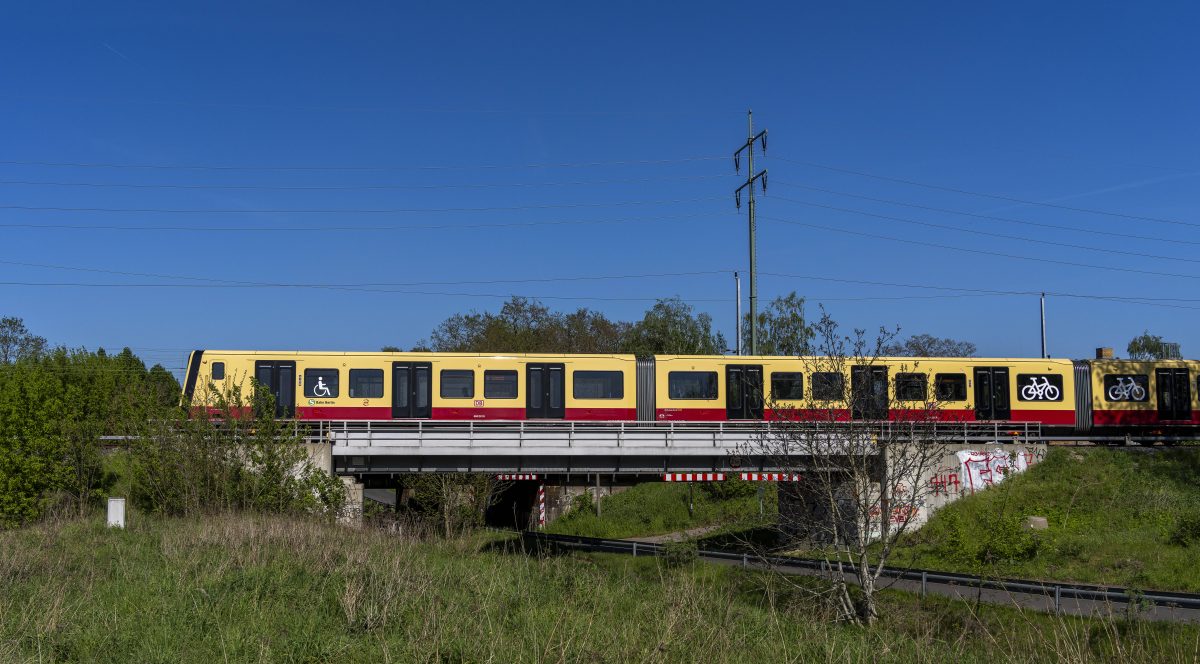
[3,2,1198,375]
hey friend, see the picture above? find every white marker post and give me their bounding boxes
[107,497,126,529]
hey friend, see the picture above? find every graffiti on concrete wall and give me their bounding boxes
[955,448,1036,493]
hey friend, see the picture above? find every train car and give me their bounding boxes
[183,350,637,421]
[183,350,1196,434]
[649,355,1076,426]
[1084,358,1200,429]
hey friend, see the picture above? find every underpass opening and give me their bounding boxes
[486,481,538,530]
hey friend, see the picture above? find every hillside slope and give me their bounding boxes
[894,448,1200,591]
[1,513,1196,662]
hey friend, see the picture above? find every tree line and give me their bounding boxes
[383,294,977,358]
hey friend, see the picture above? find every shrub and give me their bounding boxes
[1168,511,1200,547]
[700,475,759,500]
[662,540,699,567]
[129,385,345,517]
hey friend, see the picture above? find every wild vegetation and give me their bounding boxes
[1,512,1196,663]
[891,448,1200,592]
[547,476,770,539]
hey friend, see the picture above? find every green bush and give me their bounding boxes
[661,540,699,567]
[129,385,345,518]
[1168,511,1200,547]
[700,475,759,500]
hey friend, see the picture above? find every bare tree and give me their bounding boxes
[739,312,952,626]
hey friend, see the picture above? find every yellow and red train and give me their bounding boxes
[183,350,1200,432]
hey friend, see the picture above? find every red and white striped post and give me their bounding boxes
[537,483,546,529]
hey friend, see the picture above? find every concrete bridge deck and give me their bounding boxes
[320,420,1042,475]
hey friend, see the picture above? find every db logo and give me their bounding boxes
[474,399,485,407]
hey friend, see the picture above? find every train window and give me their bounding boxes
[668,371,718,399]
[303,368,339,398]
[1103,374,1149,402]
[211,362,225,381]
[811,372,844,401]
[895,373,928,401]
[484,370,518,399]
[771,372,804,400]
[440,370,474,398]
[1016,374,1064,401]
[349,369,384,399]
[934,374,967,401]
[573,370,624,399]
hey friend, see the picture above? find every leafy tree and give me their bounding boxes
[422,297,629,354]
[380,345,401,352]
[0,316,47,364]
[0,343,183,527]
[741,292,814,356]
[883,333,977,357]
[1127,331,1179,360]
[624,297,726,356]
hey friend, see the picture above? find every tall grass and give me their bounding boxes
[546,480,771,539]
[893,448,1200,591]
[0,513,1195,662]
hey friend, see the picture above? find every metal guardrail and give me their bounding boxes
[522,531,1200,614]
[318,419,1044,452]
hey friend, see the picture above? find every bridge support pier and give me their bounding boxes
[776,442,1049,544]
[339,475,364,525]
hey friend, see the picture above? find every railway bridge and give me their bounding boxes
[312,420,1048,529]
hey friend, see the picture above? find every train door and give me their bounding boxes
[973,367,1011,420]
[254,360,296,418]
[526,363,565,419]
[850,365,888,420]
[1155,368,1192,421]
[392,362,431,419]
[725,364,764,420]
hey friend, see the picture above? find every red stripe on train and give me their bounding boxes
[296,406,392,420]
[1093,410,1200,425]
[293,406,638,421]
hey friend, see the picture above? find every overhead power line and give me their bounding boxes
[0,259,738,288]
[772,195,1200,264]
[0,155,726,173]
[0,212,721,233]
[775,181,1200,247]
[0,196,723,215]
[0,174,727,191]
[769,156,1200,230]
[759,215,1200,281]
[0,282,734,303]
[759,271,1200,307]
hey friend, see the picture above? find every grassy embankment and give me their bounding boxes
[2,513,1198,663]
[545,478,772,539]
[891,448,1200,592]
[547,448,1200,593]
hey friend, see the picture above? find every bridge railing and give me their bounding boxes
[316,419,1041,455]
